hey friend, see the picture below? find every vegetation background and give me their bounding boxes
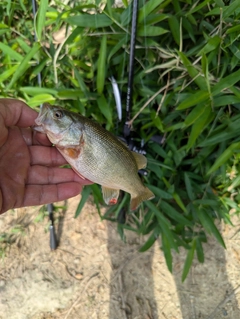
[1,0,240,280]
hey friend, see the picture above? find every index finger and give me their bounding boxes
[0,98,38,128]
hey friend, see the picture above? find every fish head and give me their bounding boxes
[34,103,83,146]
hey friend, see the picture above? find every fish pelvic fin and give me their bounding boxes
[102,186,120,206]
[130,187,155,211]
[131,151,147,169]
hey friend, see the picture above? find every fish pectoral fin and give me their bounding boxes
[131,151,147,170]
[130,187,155,211]
[101,187,120,205]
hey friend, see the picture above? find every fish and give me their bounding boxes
[34,103,154,210]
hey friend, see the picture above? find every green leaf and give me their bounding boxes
[108,36,127,63]
[7,43,41,89]
[184,172,195,201]
[184,103,206,126]
[162,232,173,272]
[20,87,57,96]
[145,201,178,251]
[66,14,112,28]
[198,35,221,55]
[138,0,164,23]
[213,95,240,107]
[139,229,159,252]
[207,142,240,175]
[147,185,173,199]
[182,238,196,282]
[197,209,226,248]
[97,94,112,125]
[168,16,180,46]
[137,25,168,37]
[196,237,204,263]
[187,105,212,149]
[178,51,207,91]
[36,0,48,41]
[97,35,107,94]
[75,186,92,218]
[159,200,192,226]
[212,70,240,96]
[0,42,23,62]
[0,65,18,82]
[27,94,55,107]
[177,91,209,110]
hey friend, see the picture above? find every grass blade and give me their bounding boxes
[36,0,48,41]
[182,238,196,282]
[7,42,41,89]
[97,35,107,94]
[75,186,92,218]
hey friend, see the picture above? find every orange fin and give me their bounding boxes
[131,151,147,170]
[130,187,154,211]
[102,186,119,206]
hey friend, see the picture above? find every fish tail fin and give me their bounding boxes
[130,187,155,211]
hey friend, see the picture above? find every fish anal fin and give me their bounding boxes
[102,187,120,206]
[130,187,155,211]
[131,152,147,170]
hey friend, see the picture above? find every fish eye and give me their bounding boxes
[54,110,64,119]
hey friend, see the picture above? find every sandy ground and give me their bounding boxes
[0,195,240,319]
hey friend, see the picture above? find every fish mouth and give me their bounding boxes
[35,103,49,126]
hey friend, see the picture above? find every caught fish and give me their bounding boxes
[34,104,154,210]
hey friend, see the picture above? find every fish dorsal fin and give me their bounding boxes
[102,186,120,205]
[131,151,147,169]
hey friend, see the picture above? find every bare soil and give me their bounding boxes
[0,195,240,319]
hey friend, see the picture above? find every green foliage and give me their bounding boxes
[1,0,240,280]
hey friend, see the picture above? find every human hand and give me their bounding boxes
[0,99,91,214]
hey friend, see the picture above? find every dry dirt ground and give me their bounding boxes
[1,195,240,319]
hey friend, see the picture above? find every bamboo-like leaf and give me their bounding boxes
[184,103,206,126]
[160,200,191,226]
[7,42,41,89]
[138,0,165,23]
[197,209,226,248]
[97,35,107,94]
[212,69,240,96]
[177,91,209,110]
[178,51,207,90]
[20,87,57,96]
[168,16,180,45]
[196,237,204,263]
[75,186,92,218]
[139,229,159,252]
[36,0,48,41]
[97,94,112,125]
[66,14,112,28]
[0,65,18,82]
[147,184,173,199]
[27,94,55,107]
[145,201,178,251]
[137,25,168,37]
[182,238,196,282]
[162,232,173,272]
[198,35,221,55]
[184,172,195,201]
[207,142,240,175]
[0,42,23,62]
[187,105,212,149]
